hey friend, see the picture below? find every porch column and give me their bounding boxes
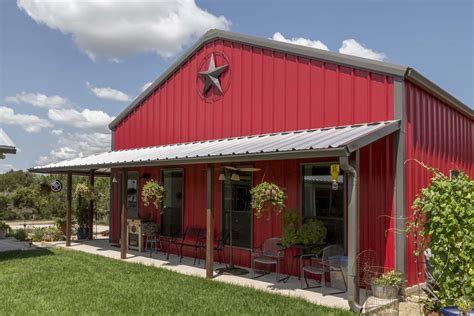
[88,170,95,240]
[65,172,72,247]
[340,152,360,308]
[120,169,128,259]
[206,164,214,278]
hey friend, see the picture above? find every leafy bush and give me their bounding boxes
[141,179,166,210]
[0,221,11,232]
[14,228,28,241]
[27,226,63,242]
[281,209,300,246]
[407,162,473,307]
[372,270,404,287]
[297,219,327,246]
[250,182,287,218]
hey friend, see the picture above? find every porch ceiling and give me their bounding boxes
[29,120,400,174]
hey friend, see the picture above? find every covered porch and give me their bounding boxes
[29,120,403,312]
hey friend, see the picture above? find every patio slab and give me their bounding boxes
[0,238,35,252]
[41,239,352,310]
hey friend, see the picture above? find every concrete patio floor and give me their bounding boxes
[42,238,353,310]
[0,237,36,252]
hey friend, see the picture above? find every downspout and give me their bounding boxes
[340,153,363,313]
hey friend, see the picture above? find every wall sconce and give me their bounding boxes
[218,172,226,181]
[112,177,118,183]
[230,173,240,181]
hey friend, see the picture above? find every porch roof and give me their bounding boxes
[0,128,16,154]
[29,120,400,175]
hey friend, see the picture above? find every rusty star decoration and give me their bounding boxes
[198,53,229,95]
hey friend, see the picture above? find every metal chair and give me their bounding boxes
[143,222,162,257]
[300,244,346,295]
[251,237,286,282]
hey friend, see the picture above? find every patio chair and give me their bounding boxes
[143,222,162,257]
[251,237,286,282]
[300,244,346,295]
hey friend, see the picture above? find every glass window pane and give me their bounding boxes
[161,169,183,238]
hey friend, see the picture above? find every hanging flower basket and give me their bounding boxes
[250,181,287,218]
[74,183,98,201]
[141,179,166,212]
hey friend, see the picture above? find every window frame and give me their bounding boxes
[300,162,347,251]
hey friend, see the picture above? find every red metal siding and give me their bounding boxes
[113,39,394,150]
[405,81,474,285]
[359,136,395,269]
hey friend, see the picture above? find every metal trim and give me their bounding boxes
[0,146,16,154]
[394,78,407,274]
[108,29,408,130]
[29,148,349,174]
[345,121,401,153]
[405,68,473,119]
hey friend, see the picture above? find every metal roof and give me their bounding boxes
[30,120,400,174]
[0,128,16,154]
[109,29,472,129]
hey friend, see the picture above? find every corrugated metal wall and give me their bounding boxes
[405,81,474,285]
[113,39,394,150]
[110,150,396,276]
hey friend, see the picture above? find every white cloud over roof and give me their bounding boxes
[18,0,231,61]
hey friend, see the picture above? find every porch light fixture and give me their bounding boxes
[230,173,240,181]
[218,172,226,181]
[112,177,118,183]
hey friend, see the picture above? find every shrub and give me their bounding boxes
[297,219,327,246]
[372,270,404,287]
[14,228,28,241]
[0,221,11,232]
[407,162,473,307]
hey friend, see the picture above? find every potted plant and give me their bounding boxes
[280,209,327,251]
[74,183,97,240]
[371,270,404,299]
[0,221,11,239]
[141,179,166,212]
[250,181,287,218]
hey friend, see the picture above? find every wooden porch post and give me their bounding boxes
[206,164,214,278]
[120,169,128,259]
[66,172,72,247]
[88,170,95,240]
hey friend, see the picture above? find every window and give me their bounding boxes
[127,171,139,218]
[302,165,345,246]
[160,169,183,238]
[221,172,252,248]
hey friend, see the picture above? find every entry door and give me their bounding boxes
[221,173,252,248]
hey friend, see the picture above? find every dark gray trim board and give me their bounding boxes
[109,29,472,130]
[0,146,16,154]
[393,78,407,275]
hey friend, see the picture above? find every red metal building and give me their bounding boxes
[31,30,473,298]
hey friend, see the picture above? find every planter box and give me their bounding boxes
[371,283,399,299]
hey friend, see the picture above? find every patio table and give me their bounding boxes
[278,243,326,282]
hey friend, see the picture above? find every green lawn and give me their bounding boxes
[0,248,353,315]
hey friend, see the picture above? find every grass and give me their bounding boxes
[0,248,354,315]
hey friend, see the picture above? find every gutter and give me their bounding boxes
[339,155,363,313]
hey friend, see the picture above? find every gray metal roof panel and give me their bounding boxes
[0,128,16,154]
[30,120,400,174]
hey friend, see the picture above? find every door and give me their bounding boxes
[221,172,252,248]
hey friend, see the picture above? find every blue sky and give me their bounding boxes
[0,0,472,172]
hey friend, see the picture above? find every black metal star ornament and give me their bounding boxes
[198,53,229,95]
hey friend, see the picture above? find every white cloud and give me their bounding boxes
[48,108,115,133]
[4,92,72,109]
[141,82,153,93]
[272,32,387,61]
[272,32,329,51]
[86,82,131,102]
[339,39,386,61]
[51,129,63,136]
[18,0,231,61]
[0,106,53,133]
[36,132,111,165]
